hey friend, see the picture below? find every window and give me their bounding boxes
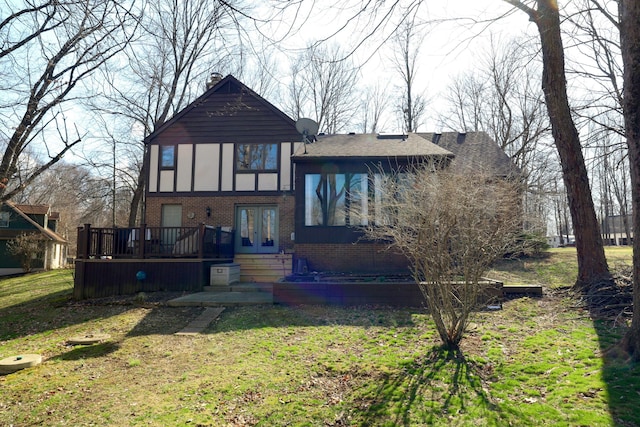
[160,146,175,168]
[304,173,368,226]
[0,212,8,227]
[237,144,277,171]
[374,172,413,225]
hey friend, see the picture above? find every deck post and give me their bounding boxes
[81,224,91,259]
[198,223,205,258]
[139,224,147,259]
[216,226,222,258]
[76,225,86,259]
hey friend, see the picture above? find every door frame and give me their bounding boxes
[235,205,279,254]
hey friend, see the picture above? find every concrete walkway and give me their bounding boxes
[175,307,225,335]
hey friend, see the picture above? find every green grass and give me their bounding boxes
[488,247,633,288]
[0,251,639,426]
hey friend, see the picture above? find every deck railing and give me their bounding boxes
[76,224,234,259]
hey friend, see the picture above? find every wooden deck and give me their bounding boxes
[73,258,236,299]
[73,224,235,299]
[76,224,234,260]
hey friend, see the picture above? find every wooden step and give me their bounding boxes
[203,285,231,292]
[231,282,273,292]
[234,254,292,283]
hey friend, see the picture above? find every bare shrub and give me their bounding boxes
[7,233,44,273]
[362,163,524,350]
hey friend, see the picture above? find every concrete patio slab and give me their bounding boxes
[167,291,273,307]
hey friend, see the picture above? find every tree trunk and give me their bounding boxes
[128,155,147,227]
[532,0,610,287]
[619,0,640,358]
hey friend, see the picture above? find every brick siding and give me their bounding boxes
[145,194,296,252]
[294,243,410,274]
[146,195,410,273]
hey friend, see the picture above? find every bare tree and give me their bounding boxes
[440,36,552,235]
[238,47,282,103]
[440,37,549,175]
[504,0,611,288]
[362,164,524,351]
[391,19,428,133]
[586,125,631,245]
[12,160,118,253]
[284,43,360,133]
[357,83,390,133]
[619,0,640,358]
[567,0,623,137]
[0,0,138,202]
[440,72,488,133]
[93,0,242,226]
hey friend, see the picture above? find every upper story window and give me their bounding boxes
[237,143,277,171]
[160,146,175,169]
[0,212,9,227]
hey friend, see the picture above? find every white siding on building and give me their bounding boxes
[236,174,255,191]
[159,170,174,192]
[258,173,278,191]
[280,142,291,191]
[194,144,220,191]
[221,143,234,191]
[176,144,193,191]
[149,146,159,192]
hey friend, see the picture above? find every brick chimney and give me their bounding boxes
[206,72,223,90]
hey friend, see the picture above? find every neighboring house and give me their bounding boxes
[601,214,633,246]
[547,235,575,248]
[142,74,516,277]
[0,201,68,276]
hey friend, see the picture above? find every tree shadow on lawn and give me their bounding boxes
[125,304,420,337]
[205,304,420,333]
[0,289,135,342]
[126,305,204,337]
[351,346,512,426]
[49,341,121,361]
[590,317,640,427]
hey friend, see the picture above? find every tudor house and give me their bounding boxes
[143,74,515,276]
[74,74,515,296]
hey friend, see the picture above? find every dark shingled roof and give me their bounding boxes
[416,132,519,177]
[2,202,67,243]
[292,133,454,161]
[144,74,300,145]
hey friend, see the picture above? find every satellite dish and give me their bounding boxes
[295,118,319,140]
